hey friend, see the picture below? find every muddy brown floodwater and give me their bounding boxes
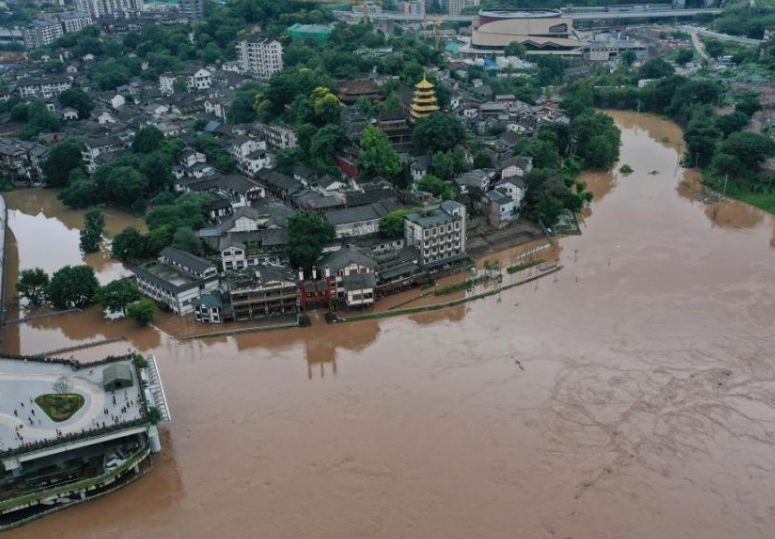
[5,111,775,539]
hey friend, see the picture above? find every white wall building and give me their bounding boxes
[235,37,283,79]
[74,0,144,19]
[132,247,220,315]
[404,201,467,268]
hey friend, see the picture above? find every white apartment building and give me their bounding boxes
[261,123,298,150]
[22,20,63,50]
[59,12,93,33]
[132,247,220,315]
[179,0,205,19]
[17,77,72,99]
[235,37,283,79]
[74,0,144,19]
[404,200,467,268]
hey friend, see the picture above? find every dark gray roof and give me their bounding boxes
[342,273,376,291]
[345,191,396,208]
[325,199,402,226]
[191,294,224,308]
[160,247,215,275]
[321,245,377,273]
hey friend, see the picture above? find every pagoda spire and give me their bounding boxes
[410,71,440,123]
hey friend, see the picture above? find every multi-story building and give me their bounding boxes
[74,0,144,20]
[159,68,211,95]
[132,247,220,315]
[404,200,467,269]
[82,135,123,173]
[227,265,299,321]
[235,36,283,79]
[402,0,425,16]
[260,123,298,150]
[59,11,94,33]
[22,19,63,50]
[179,0,205,20]
[17,77,72,99]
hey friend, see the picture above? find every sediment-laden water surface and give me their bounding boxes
[5,111,775,539]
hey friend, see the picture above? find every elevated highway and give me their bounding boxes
[335,7,724,23]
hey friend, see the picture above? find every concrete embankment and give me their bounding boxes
[0,194,7,346]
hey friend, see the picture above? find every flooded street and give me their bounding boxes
[5,110,775,539]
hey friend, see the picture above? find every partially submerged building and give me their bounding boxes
[0,353,170,529]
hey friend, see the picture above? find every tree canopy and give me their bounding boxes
[132,126,164,154]
[356,125,400,180]
[127,299,155,326]
[47,265,100,309]
[43,139,84,187]
[287,212,335,270]
[97,279,143,314]
[412,113,467,154]
[17,268,49,305]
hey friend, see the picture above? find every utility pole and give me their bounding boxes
[723,173,728,195]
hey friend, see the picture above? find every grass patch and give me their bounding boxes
[506,260,543,274]
[434,275,491,296]
[35,393,85,422]
[705,175,775,216]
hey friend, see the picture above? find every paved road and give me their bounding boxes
[689,29,710,61]
[681,24,762,45]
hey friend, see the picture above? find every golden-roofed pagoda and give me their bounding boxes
[409,73,440,123]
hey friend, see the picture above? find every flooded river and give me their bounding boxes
[5,111,775,539]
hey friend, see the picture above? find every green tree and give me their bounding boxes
[139,152,174,192]
[112,227,147,262]
[171,226,203,255]
[79,208,105,253]
[311,86,341,125]
[287,212,335,270]
[504,41,526,58]
[717,131,775,175]
[675,48,694,66]
[132,126,164,154]
[412,112,467,154]
[638,58,675,79]
[432,152,455,181]
[585,135,618,169]
[473,150,493,169]
[47,265,100,309]
[309,124,347,174]
[715,111,750,138]
[145,225,174,256]
[127,299,155,326]
[42,139,84,187]
[379,208,413,238]
[58,179,99,209]
[17,268,49,305]
[98,166,149,207]
[535,194,564,227]
[58,88,95,118]
[684,123,720,168]
[621,50,636,66]
[736,92,762,117]
[97,279,142,314]
[417,174,455,200]
[705,40,724,59]
[356,125,400,180]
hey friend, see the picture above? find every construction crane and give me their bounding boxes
[421,13,443,51]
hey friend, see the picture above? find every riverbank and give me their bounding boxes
[5,106,775,539]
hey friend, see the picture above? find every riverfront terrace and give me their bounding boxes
[0,354,170,529]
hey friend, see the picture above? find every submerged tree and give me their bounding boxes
[17,267,49,305]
